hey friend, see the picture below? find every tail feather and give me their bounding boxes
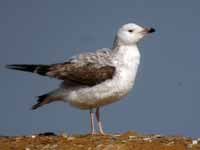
[6,64,50,76]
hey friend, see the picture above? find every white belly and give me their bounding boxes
[64,67,138,109]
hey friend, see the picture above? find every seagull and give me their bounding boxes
[6,23,155,134]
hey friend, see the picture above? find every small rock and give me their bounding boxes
[153,134,162,138]
[15,137,22,141]
[41,144,50,149]
[51,144,58,149]
[121,140,128,143]
[96,144,103,150]
[61,133,68,138]
[38,132,56,136]
[166,141,174,146]
[113,134,120,137]
[192,140,198,145]
[143,137,152,141]
[128,135,136,139]
[103,144,114,150]
[197,138,200,143]
[31,135,36,139]
[187,144,193,148]
[67,136,75,140]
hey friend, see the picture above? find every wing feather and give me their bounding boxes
[6,48,115,86]
[47,62,115,86]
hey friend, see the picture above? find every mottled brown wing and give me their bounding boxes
[47,63,115,86]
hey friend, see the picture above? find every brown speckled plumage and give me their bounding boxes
[6,48,115,86]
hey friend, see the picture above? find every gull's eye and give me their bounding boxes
[128,29,133,33]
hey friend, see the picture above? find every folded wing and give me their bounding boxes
[6,49,115,86]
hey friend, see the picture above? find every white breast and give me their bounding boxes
[112,45,140,93]
[65,45,140,109]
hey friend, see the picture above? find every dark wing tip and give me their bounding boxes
[31,94,49,110]
[5,64,51,76]
[6,64,38,72]
[5,64,17,69]
[31,104,40,110]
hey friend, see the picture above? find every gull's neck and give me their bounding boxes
[110,39,141,92]
[111,35,141,72]
[112,44,140,67]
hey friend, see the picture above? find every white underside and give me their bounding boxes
[57,45,140,109]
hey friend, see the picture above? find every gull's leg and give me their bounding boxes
[89,109,96,134]
[95,107,105,134]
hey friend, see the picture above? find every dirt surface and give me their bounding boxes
[0,131,199,150]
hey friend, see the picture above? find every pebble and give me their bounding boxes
[31,135,36,139]
[153,134,162,138]
[192,140,198,145]
[103,144,114,150]
[187,144,193,148]
[143,137,152,141]
[128,135,136,139]
[166,141,174,146]
[61,133,68,138]
[113,134,121,137]
[197,138,200,143]
[96,144,103,150]
[67,136,75,140]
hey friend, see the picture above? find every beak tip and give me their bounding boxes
[148,28,156,33]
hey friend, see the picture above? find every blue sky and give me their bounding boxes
[0,0,199,137]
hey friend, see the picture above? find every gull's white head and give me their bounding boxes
[115,23,155,46]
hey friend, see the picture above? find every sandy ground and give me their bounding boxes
[0,130,199,150]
